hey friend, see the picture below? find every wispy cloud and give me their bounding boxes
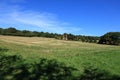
[0,1,82,34]
[1,0,26,3]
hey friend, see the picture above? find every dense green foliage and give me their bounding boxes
[0,53,76,80]
[1,27,120,45]
[0,27,61,38]
[0,27,99,43]
[63,33,99,43]
[98,32,120,45]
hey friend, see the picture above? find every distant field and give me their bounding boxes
[0,35,120,75]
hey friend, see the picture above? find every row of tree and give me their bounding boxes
[0,27,61,38]
[63,33,99,43]
[98,32,120,45]
[0,27,119,45]
[0,27,99,43]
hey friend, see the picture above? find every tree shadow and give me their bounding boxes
[77,65,120,80]
[0,54,120,80]
[0,55,77,80]
[0,47,9,52]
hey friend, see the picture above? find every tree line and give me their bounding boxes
[0,27,99,43]
[98,32,120,45]
[0,27,119,45]
[0,27,61,38]
[62,33,99,43]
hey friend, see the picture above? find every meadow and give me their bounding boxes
[0,35,120,75]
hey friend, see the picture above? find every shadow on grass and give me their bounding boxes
[76,65,120,80]
[0,53,120,80]
[0,54,77,80]
[0,47,9,52]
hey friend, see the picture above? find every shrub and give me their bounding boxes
[29,58,76,80]
[0,54,29,80]
[0,54,76,80]
[0,47,8,53]
[0,50,120,80]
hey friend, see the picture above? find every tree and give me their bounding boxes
[5,27,17,33]
[0,54,76,80]
[98,32,120,45]
[0,27,100,43]
[0,28,3,34]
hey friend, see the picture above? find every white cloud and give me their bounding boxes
[0,2,82,34]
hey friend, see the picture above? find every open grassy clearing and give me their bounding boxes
[0,35,120,75]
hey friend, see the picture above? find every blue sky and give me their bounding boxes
[0,0,120,36]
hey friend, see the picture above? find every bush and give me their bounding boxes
[0,49,120,80]
[0,54,29,80]
[30,58,77,80]
[0,47,8,53]
[0,54,76,80]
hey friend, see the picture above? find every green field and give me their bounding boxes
[0,35,120,75]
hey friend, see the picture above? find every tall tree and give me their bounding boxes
[98,32,120,45]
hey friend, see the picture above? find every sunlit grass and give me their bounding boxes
[0,35,120,75]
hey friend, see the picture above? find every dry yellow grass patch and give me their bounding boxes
[0,35,58,45]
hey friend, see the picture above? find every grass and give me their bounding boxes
[0,35,120,75]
